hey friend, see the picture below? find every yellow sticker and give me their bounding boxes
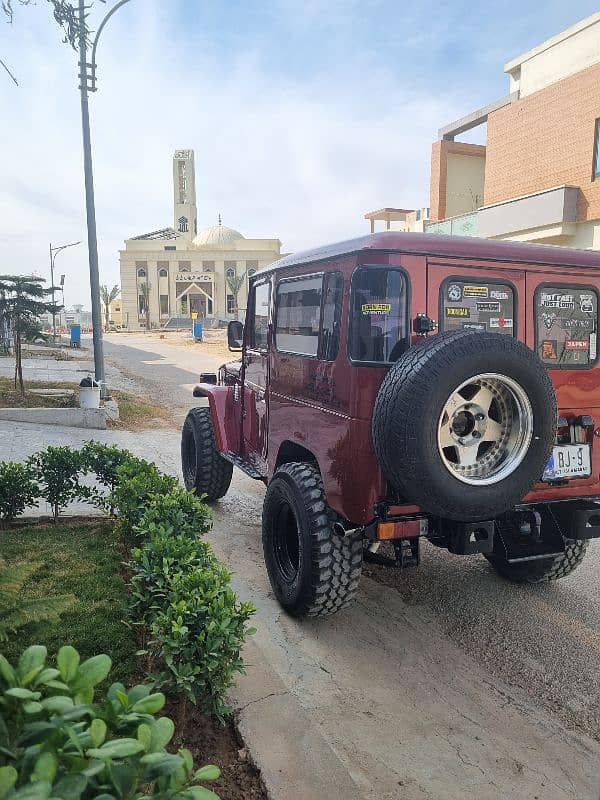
[362,303,391,314]
[463,285,488,298]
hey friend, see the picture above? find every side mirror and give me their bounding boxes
[227,320,244,351]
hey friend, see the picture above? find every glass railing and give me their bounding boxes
[425,211,479,237]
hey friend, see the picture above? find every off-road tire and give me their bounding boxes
[181,407,233,502]
[486,539,589,583]
[372,329,556,521]
[262,462,363,617]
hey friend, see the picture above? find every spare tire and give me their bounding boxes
[372,329,556,521]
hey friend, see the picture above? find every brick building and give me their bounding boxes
[427,12,600,249]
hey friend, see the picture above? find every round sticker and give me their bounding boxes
[447,284,462,302]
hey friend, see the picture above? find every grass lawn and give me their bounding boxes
[0,521,136,681]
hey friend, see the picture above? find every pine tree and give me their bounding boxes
[0,275,60,396]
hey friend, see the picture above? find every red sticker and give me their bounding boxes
[565,339,589,350]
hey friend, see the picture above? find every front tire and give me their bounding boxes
[181,407,233,501]
[486,539,588,583]
[262,462,363,617]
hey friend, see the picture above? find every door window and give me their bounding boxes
[535,285,598,367]
[275,276,323,356]
[251,282,271,350]
[349,267,408,363]
[440,279,515,335]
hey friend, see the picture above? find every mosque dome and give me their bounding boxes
[193,223,244,248]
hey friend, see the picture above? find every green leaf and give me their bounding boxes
[41,696,73,714]
[136,723,152,751]
[140,752,183,773]
[73,688,94,706]
[179,748,193,776]
[10,781,52,800]
[0,766,18,799]
[130,693,165,714]
[57,646,79,683]
[194,765,220,781]
[149,716,174,751]
[89,718,107,748]
[51,773,86,800]
[32,752,57,783]
[126,684,149,704]
[86,738,145,760]
[182,788,220,800]
[23,702,43,715]
[18,647,47,682]
[33,669,60,687]
[0,656,16,688]
[5,688,40,701]
[70,655,111,692]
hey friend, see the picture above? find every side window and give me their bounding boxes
[320,272,343,361]
[251,282,270,350]
[535,286,598,367]
[349,267,408,363]
[275,276,323,356]
[440,279,515,335]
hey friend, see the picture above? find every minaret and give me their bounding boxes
[173,149,197,240]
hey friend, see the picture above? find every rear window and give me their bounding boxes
[440,279,515,335]
[275,275,322,356]
[535,285,598,367]
[349,267,409,363]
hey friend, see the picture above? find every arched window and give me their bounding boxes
[226,267,235,279]
[247,269,256,278]
[178,216,188,232]
[137,268,146,278]
[159,268,168,278]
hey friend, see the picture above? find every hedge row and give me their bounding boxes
[0,444,257,797]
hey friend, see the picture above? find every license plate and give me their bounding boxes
[543,445,591,481]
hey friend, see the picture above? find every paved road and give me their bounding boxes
[96,333,600,799]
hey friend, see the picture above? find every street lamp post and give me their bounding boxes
[49,241,80,343]
[77,0,132,398]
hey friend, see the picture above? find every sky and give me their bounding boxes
[1,0,599,308]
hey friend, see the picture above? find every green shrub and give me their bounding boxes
[0,644,222,799]
[110,460,179,534]
[135,488,212,540]
[27,447,83,523]
[148,565,255,721]
[0,463,38,528]
[80,442,135,513]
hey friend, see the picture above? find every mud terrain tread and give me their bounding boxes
[263,462,363,617]
[372,329,556,521]
[486,539,589,583]
[181,407,233,502]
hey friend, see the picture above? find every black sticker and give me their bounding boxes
[476,301,501,313]
[542,340,558,360]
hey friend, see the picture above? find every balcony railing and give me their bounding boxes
[425,211,479,237]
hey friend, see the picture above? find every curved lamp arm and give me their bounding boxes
[90,0,132,71]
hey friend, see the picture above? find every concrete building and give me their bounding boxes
[364,207,430,234]
[100,298,123,329]
[119,150,281,329]
[427,12,600,248]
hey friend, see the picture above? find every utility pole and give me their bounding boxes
[76,0,131,398]
[50,241,80,343]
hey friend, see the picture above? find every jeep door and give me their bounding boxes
[242,279,271,472]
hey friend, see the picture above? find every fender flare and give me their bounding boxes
[192,383,238,452]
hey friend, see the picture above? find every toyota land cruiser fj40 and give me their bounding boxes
[181,232,600,617]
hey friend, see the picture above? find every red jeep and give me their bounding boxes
[181,233,600,617]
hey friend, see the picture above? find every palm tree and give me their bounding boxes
[0,275,59,396]
[100,284,120,331]
[225,272,247,320]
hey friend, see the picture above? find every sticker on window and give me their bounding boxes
[362,303,391,315]
[536,286,598,366]
[441,280,515,336]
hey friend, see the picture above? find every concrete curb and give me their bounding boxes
[0,407,107,429]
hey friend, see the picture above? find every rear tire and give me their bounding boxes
[486,539,588,583]
[262,462,363,617]
[181,407,233,501]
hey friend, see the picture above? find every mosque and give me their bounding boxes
[118,149,282,328]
